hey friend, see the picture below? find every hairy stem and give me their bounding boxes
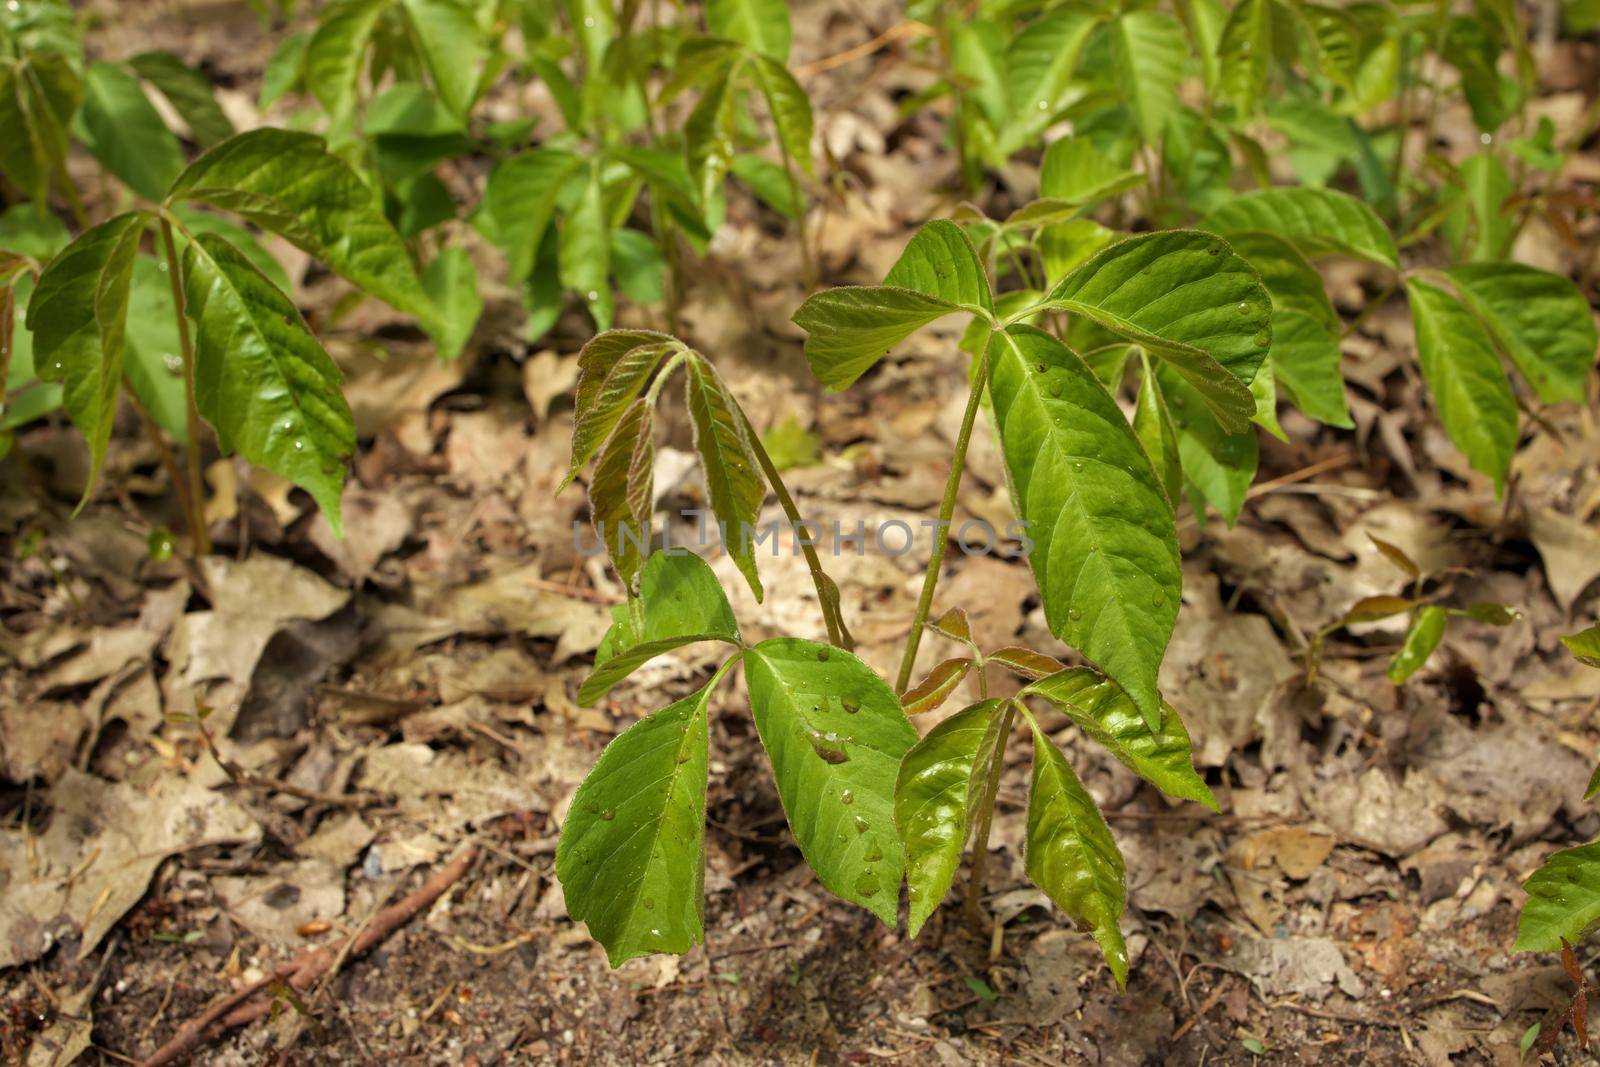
[158,217,211,556]
[894,346,991,694]
[964,699,1015,928]
[731,394,852,649]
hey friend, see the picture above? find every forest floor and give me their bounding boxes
[4,0,1600,1064]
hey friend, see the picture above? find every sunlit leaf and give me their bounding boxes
[1516,840,1600,953]
[1133,357,1183,504]
[474,148,585,282]
[304,0,387,122]
[746,53,813,177]
[398,0,488,117]
[558,162,612,329]
[744,638,918,926]
[1110,10,1187,145]
[1561,624,1600,669]
[1039,137,1143,206]
[420,245,481,362]
[706,0,792,61]
[1202,186,1399,267]
[563,329,675,490]
[77,61,186,201]
[1447,263,1598,407]
[902,657,973,715]
[1216,0,1271,114]
[999,10,1098,151]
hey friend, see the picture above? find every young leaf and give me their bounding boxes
[1562,624,1600,669]
[77,61,187,202]
[563,329,675,489]
[1043,230,1270,433]
[27,212,150,502]
[1025,718,1128,987]
[684,354,766,600]
[420,246,481,362]
[398,0,488,117]
[1341,595,1418,625]
[182,232,355,533]
[588,400,655,596]
[746,53,814,177]
[894,698,1003,937]
[1202,187,1399,267]
[1133,357,1183,504]
[987,646,1066,680]
[987,325,1181,731]
[559,163,612,330]
[474,149,585,282]
[743,638,919,926]
[1387,605,1447,684]
[1516,840,1600,953]
[1024,667,1217,810]
[1110,10,1188,145]
[556,681,716,966]
[1039,137,1143,207]
[1249,359,1287,442]
[706,0,792,62]
[792,220,990,390]
[1446,264,1598,406]
[1268,307,1352,428]
[168,129,439,331]
[928,606,973,645]
[305,0,387,122]
[123,257,187,443]
[580,550,740,706]
[1158,365,1259,525]
[128,52,235,148]
[902,657,974,715]
[1404,279,1518,494]
[1216,0,1271,114]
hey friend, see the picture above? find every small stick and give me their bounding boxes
[793,21,932,78]
[137,849,476,1067]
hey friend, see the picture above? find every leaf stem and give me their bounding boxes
[963,698,1016,928]
[894,345,991,694]
[729,393,852,650]
[158,216,211,556]
[773,132,815,291]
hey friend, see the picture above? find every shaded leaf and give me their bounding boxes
[1156,363,1258,525]
[1342,595,1417,624]
[902,658,973,715]
[706,0,791,61]
[1561,624,1600,669]
[684,354,766,600]
[1216,0,1271,114]
[1133,357,1183,504]
[587,400,655,595]
[0,52,80,204]
[744,639,918,926]
[987,325,1180,730]
[987,646,1066,680]
[420,245,481,362]
[580,551,740,706]
[1111,10,1187,144]
[1447,263,1598,406]
[1224,230,1338,332]
[129,52,235,148]
[747,53,813,177]
[474,148,585,282]
[1269,307,1351,428]
[77,61,186,201]
[894,699,1002,937]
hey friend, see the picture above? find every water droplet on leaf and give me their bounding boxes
[839,789,854,806]
[600,808,616,821]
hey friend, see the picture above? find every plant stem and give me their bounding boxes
[894,346,991,694]
[158,217,211,556]
[122,376,194,538]
[963,699,1015,928]
[774,135,816,291]
[0,283,13,416]
[731,393,852,650]
[54,161,89,231]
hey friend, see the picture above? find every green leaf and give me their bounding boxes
[1038,219,1119,284]
[1405,278,1518,494]
[172,207,292,293]
[1025,667,1217,810]
[894,699,1002,937]
[706,0,792,62]
[123,257,187,443]
[1516,840,1600,953]
[1387,605,1447,684]
[474,149,585,282]
[1451,151,1514,262]
[0,53,81,204]
[746,53,813,178]
[901,658,974,716]
[1039,137,1144,206]
[1216,0,1271,114]
[987,325,1180,730]
[559,163,612,330]
[1025,717,1128,987]
[1042,231,1270,433]
[1560,624,1600,669]
[1224,230,1338,332]
[586,399,655,595]
[1269,308,1351,428]
[305,0,388,122]
[1250,358,1287,442]
[168,128,439,331]
[792,220,990,390]
[128,52,235,148]
[398,0,488,117]
[580,551,740,705]
[684,59,738,202]
[556,680,716,966]
[1202,187,1398,267]
[77,61,187,202]
[260,31,310,108]
[27,212,150,502]
[182,232,355,533]
[1000,10,1098,152]
[1158,364,1258,525]
[1447,263,1598,406]
[1133,357,1183,504]
[420,246,480,362]
[563,329,675,490]
[684,354,766,601]
[1110,10,1188,145]
[743,638,918,926]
